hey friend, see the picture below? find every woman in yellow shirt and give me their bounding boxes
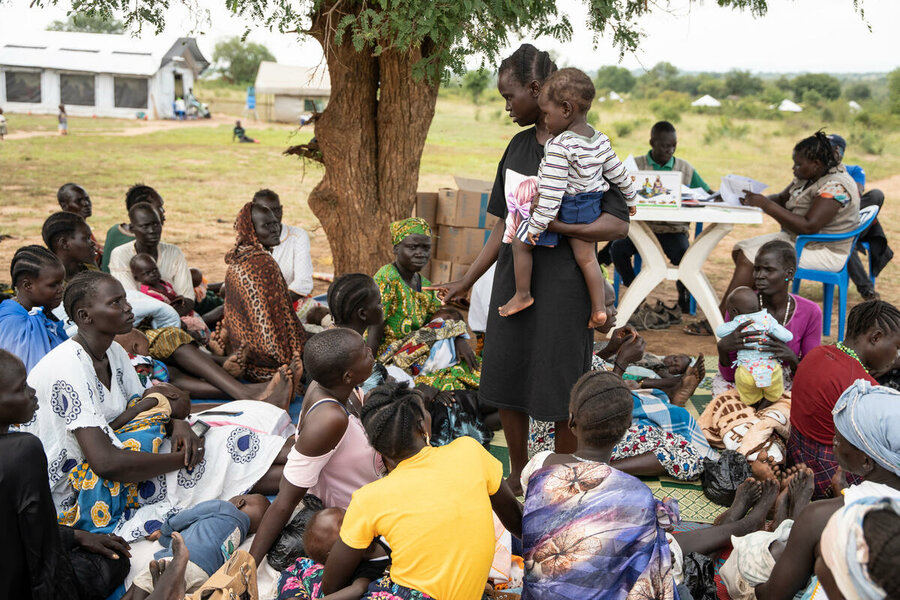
[321,382,522,600]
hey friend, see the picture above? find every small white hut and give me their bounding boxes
[778,99,803,113]
[254,61,331,123]
[691,94,721,108]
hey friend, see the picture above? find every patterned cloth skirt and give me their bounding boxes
[787,428,860,500]
[143,326,194,360]
[277,558,435,600]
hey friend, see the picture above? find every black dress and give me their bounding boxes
[479,127,628,421]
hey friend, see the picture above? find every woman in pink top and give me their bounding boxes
[250,328,381,566]
[699,240,822,468]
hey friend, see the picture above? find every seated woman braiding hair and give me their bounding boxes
[18,271,295,540]
[319,382,522,600]
[222,202,308,383]
[370,218,479,391]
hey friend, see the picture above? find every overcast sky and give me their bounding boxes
[1,0,897,74]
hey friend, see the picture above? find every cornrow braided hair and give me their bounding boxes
[41,211,86,252]
[863,509,900,598]
[498,43,557,86]
[360,382,428,459]
[569,370,634,448]
[63,270,115,322]
[845,300,900,341]
[10,245,63,288]
[794,130,839,172]
[125,183,159,210]
[327,273,379,327]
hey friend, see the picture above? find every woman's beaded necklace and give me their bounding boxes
[836,341,869,373]
[759,293,794,325]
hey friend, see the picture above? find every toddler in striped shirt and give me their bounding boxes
[499,68,638,328]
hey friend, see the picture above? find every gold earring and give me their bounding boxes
[425,432,431,446]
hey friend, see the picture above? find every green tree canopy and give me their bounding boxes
[462,68,491,103]
[594,66,636,94]
[27,0,819,274]
[888,68,900,115]
[793,73,842,101]
[844,82,871,101]
[213,37,276,85]
[724,70,763,96]
[47,13,124,33]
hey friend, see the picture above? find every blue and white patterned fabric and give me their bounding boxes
[19,339,289,541]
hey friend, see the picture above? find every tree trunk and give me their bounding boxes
[307,6,439,276]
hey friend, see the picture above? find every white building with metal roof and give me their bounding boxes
[254,61,330,123]
[0,32,209,119]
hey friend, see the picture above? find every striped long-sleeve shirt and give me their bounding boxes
[527,128,637,236]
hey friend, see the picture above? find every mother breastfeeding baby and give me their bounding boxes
[19,271,296,541]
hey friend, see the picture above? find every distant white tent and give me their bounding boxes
[598,91,624,103]
[691,94,721,108]
[848,100,862,112]
[778,99,803,113]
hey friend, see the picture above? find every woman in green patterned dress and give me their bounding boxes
[372,218,480,391]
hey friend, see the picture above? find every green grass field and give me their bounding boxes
[2,88,898,349]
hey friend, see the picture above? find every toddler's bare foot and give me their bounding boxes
[147,532,189,600]
[714,478,762,525]
[499,293,534,317]
[222,345,248,378]
[588,309,608,329]
[258,365,293,410]
[788,466,814,519]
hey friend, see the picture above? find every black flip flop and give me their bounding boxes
[683,319,713,336]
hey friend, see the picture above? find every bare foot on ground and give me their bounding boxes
[257,365,293,410]
[208,324,230,356]
[670,354,704,407]
[750,451,777,481]
[744,478,779,532]
[147,532,189,600]
[222,345,247,378]
[715,478,762,525]
[499,293,534,317]
[289,351,303,396]
[788,466,814,519]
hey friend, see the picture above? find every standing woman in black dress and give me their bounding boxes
[431,44,630,493]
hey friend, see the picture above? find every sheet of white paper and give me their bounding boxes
[681,185,714,201]
[623,154,639,174]
[719,175,768,206]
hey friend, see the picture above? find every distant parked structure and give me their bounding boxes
[0,32,209,119]
[254,61,330,123]
[691,94,721,108]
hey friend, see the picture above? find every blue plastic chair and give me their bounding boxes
[613,223,702,315]
[791,205,880,340]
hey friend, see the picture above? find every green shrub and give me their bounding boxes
[703,117,750,144]
[587,111,599,127]
[850,130,884,155]
[613,120,634,137]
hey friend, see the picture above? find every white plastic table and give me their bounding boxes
[615,205,763,337]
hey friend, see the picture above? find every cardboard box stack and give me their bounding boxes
[413,176,498,284]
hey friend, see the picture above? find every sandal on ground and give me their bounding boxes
[683,319,713,336]
[652,300,683,325]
